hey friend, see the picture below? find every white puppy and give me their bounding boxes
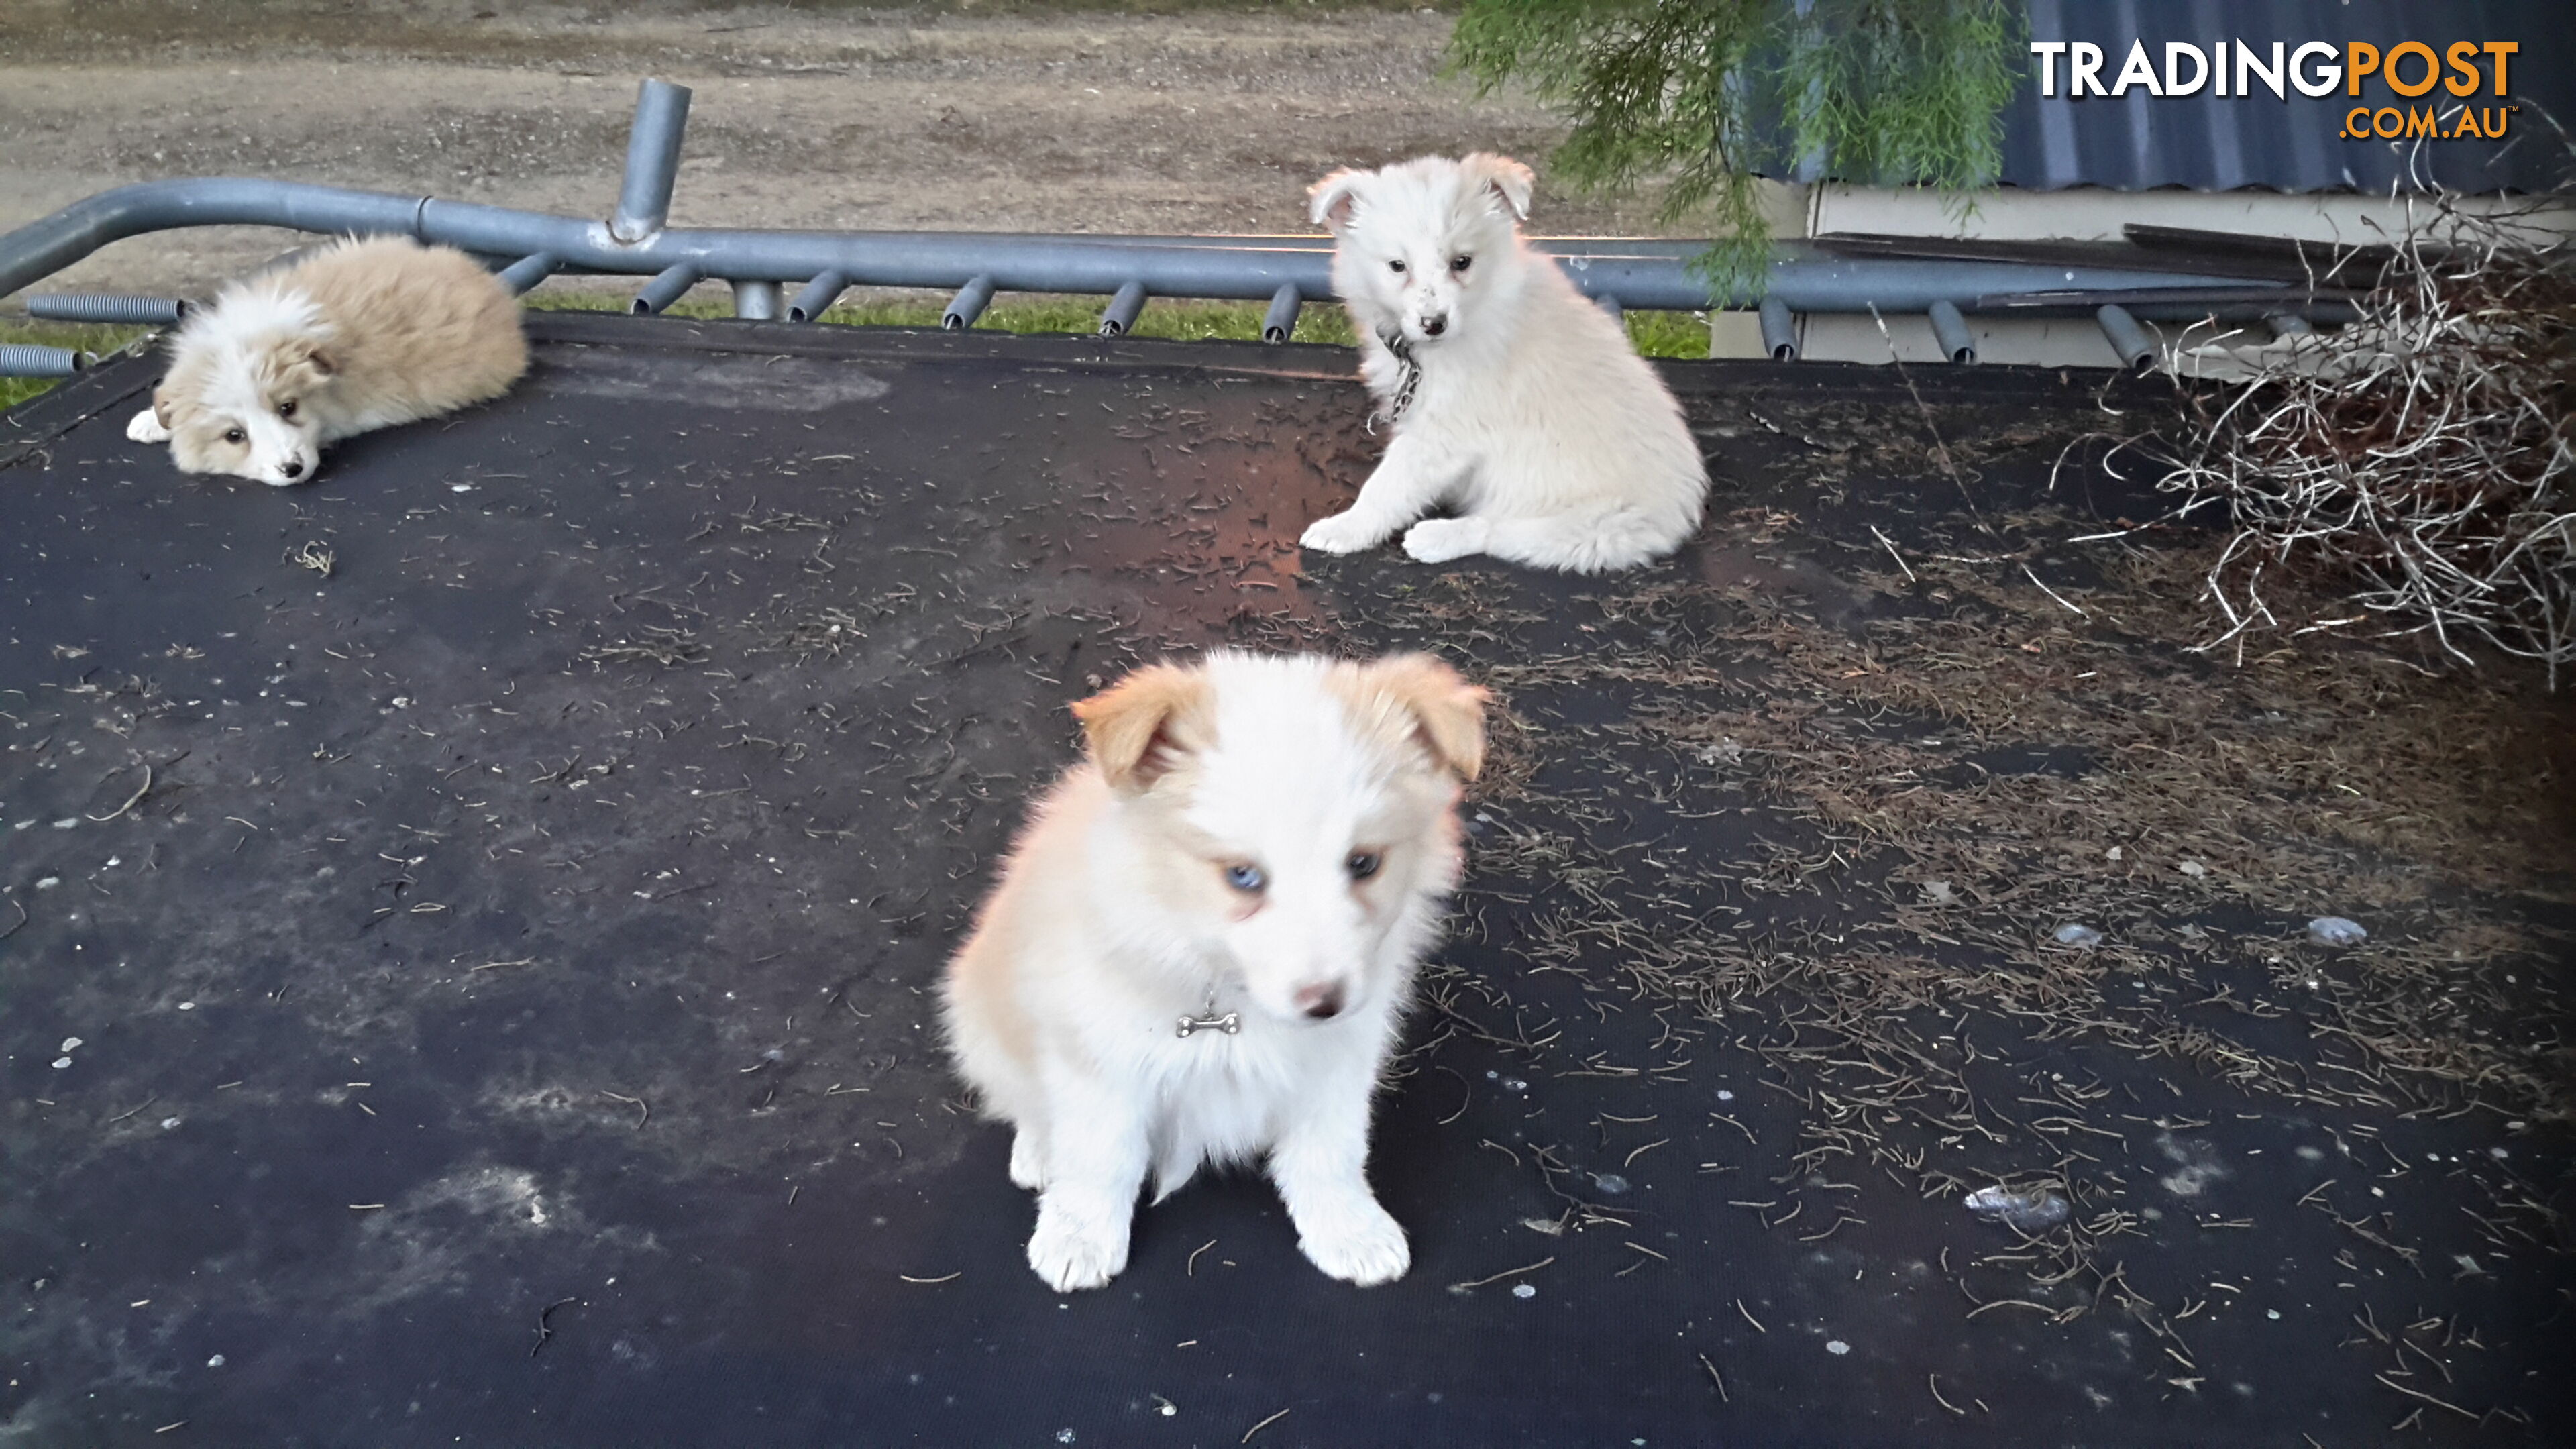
[128,235,527,486]
[1300,154,1709,573]
[941,651,1487,1293]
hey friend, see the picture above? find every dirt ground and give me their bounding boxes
[0,0,1678,300]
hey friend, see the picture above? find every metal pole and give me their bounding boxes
[731,278,782,321]
[1927,299,1977,364]
[1099,280,1146,337]
[610,80,692,244]
[2263,311,2314,340]
[494,252,559,297]
[2096,303,2157,373]
[0,178,2320,323]
[788,270,849,323]
[1260,282,1301,344]
[944,274,996,330]
[1758,297,1798,361]
[632,261,702,315]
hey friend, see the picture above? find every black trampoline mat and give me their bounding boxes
[2,313,2568,1446]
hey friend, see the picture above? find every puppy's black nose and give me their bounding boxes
[1420,316,1447,337]
[280,459,305,480]
[1296,983,1346,1020]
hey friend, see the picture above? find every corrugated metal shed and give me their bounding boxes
[2004,0,2574,193]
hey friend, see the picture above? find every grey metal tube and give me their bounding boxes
[1260,282,1301,344]
[2096,303,2157,373]
[731,278,782,321]
[610,80,692,244]
[0,344,83,378]
[27,293,185,325]
[1758,297,1797,360]
[0,178,2315,319]
[632,262,702,315]
[1099,280,1146,337]
[1595,294,1624,327]
[494,252,559,297]
[1927,299,1977,364]
[944,274,996,331]
[788,270,849,323]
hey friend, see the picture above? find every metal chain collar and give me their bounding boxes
[1367,327,1420,433]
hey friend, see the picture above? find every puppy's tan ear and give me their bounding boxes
[1071,662,1215,792]
[1308,167,1371,232]
[152,386,176,429]
[1368,653,1489,782]
[273,334,337,394]
[1460,152,1535,223]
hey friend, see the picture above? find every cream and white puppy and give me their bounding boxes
[1300,154,1709,573]
[941,651,1487,1292]
[128,235,527,486]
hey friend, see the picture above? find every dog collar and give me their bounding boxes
[1368,327,1421,433]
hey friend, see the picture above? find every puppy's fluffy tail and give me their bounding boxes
[1480,502,1697,574]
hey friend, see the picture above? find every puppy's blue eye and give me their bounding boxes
[1388,259,1407,274]
[1346,851,1381,881]
[1223,863,1266,892]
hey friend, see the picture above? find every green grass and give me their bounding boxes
[0,320,154,411]
[1,288,1713,411]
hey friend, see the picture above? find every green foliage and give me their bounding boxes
[1448,0,2023,297]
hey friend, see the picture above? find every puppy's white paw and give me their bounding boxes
[1008,1130,1047,1191]
[1297,1197,1410,1286]
[1301,510,1388,555]
[127,409,170,445]
[1401,517,1489,564]
[1026,1204,1128,1292]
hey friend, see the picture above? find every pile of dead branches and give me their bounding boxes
[2157,209,2576,686]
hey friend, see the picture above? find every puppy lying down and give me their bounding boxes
[941,651,1487,1291]
[129,235,526,486]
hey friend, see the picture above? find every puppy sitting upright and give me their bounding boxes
[1300,154,1709,573]
[129,235,527,486]
[942,651,1487,1292]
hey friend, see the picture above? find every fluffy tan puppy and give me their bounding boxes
[128,236,526,486]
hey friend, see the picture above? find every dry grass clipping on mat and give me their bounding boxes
[2152,210,2576,686]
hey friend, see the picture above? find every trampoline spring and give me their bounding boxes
[0,343,85,378]
[26,293,186,325]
